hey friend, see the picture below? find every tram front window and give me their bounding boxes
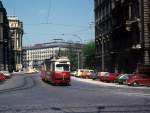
[55,64,70,71]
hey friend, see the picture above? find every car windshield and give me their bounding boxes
[121,75,129,78]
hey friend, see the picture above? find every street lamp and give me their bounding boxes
[4,38,8,70]
[96,25,105,71]
[77,52,80,70]
[101,36,104,71]
[72,34,83,69]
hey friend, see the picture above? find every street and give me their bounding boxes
[0,73,150,113]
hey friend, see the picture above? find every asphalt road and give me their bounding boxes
[0,73,150,113]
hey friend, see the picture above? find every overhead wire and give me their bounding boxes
[23,0,94,41]
[47,0,51,23]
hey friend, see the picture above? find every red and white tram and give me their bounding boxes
[41,57,71,85]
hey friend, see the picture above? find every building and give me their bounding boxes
[95,0,150,74]
[95,0,113,72]
[22,39,83,70]
[8,16,23,72]
[0,1,11,71]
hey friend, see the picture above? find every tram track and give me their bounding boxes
[0,76,37,94]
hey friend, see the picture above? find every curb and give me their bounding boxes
[71,76,149,89]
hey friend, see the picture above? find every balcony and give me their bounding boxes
[125,19,138,31]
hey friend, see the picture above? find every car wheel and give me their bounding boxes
[123,81,127,85]
[132,82,139,86]
[118,82,123,85]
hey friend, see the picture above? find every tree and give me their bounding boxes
[82,41,96,70]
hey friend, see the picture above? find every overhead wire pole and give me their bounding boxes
[101,36,104,71]
[90,21,105,71]
[72,34,83,69]
[95,25,105,71]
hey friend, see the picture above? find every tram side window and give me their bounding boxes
[52,64,55,71]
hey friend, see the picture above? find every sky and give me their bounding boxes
[2,0,94,46]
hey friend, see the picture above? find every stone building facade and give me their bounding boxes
[95,0,150,74]
[8,16,23,72]
[22,40,83,71]
[0,1,11,71]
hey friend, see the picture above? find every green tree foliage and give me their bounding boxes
[82,41,95,70]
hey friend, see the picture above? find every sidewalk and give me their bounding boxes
[71,76,149,89]
[12,71,25,74]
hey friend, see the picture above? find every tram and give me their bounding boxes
[41,56,71,85]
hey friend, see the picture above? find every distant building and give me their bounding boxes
[95,0,150,74]
[22,39,83,70]
[0,1,11,71]
[8,16,23,71]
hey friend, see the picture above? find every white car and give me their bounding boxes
[71,71,77,76]
[0,71,11,79]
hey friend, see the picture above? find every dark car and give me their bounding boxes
[117,74,133,84]
[127,74,150,86]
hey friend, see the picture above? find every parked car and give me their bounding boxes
[117,74,133,84]
[0,71,11,79]
[76,69,84,77]
[70,71,77,76]
[81,69,90,78]
[99,72,119,82]
[84,70,94,79]
[92,72,99,80]
[108,73,120,82]
[99,72,109,82]
[0,73,6,82]
[127,73,150,86]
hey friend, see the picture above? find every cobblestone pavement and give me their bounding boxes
[0,73,150,113]
[0,104,150,113]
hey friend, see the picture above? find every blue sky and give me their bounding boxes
[2,0,94,46]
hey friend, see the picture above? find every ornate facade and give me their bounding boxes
[95,0,150,74]
[0,1,11,71]
[8,16,23,72]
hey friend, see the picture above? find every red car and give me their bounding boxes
[99,72,119,82]
[0,73,6,82]
[127,74,150,86]
[107,73,120,82]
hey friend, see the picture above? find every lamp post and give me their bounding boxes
[77,52,80,70]
[72,34,83,69]
[101,36,104,71]
[4,38,8,70]
[96,25,105,71]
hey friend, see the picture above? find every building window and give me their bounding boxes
[0,12,3,23]
[0,27,3,41]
